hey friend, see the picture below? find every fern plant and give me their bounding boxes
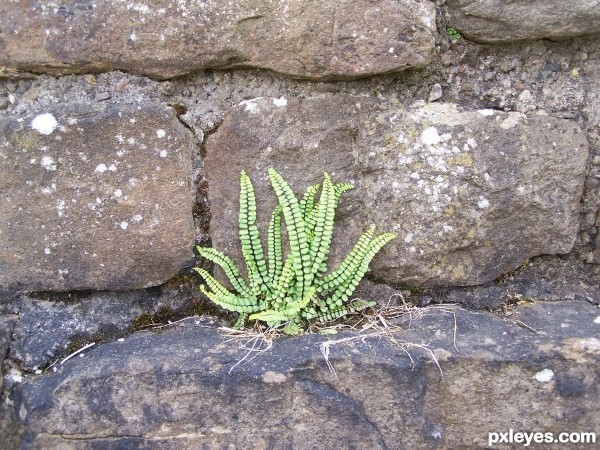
[194,168,396,334]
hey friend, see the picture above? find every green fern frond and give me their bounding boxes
[233,313,248,329]
[267,205,283,285]
[196,246,251,297]
[304,180,354,239]
[323,232,396,306]
[299,184,320,219]
[250,287,315,323]
[334,182,354,200]
[239,171,270,295]
[270,256,297,308]
[318,225,376,292]
[194,268,233,298]
[268,168,311,299]
[307,173,335,282]
[313,299,376,323]
[195,268,261,317]
[199,284,260,314]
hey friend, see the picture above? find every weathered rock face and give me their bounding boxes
[9,289,195,372]
[204,97,588,287]
[13,301,600,449]
[0,0,436,80]
[0,316,17,391]
[446,0,600,43]
[0,104,195,292]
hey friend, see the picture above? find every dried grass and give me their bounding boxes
[216,294,462,377]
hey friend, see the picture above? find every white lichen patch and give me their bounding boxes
[114,189,123,198]
[120,221,129,230]
[56,199,65,217]
[31,113,58,135]
[159,149,168,158]
[44,248,51,255]
[131,214,143,223]
[156,129,166,138]
[594,316,600,324]
[477,109,495,116]
[40,155,57,171]
[477,197,490,209]
[272,96,288,107]
[127,2,150,14]
[95,163,108,173]
[421,127,441,146]
[239,97,263,113]
[41,184,56,195]
[535,368,554,383]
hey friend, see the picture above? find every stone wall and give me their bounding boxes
[1,1,600,447]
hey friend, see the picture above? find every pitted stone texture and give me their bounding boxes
[12,301,600,449]
[0,104,194,292]
[446,0,600,43]
[204,97,588,287]
[0,0,435,80]
[0,315,17,390]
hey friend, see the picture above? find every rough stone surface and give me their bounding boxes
[4,285,221,373]
[0,0,436,80]
[0,315,17,390]
[12,301,600,449]
[204,97,588,287]
[445,0,600,43]
[0,104,195,292]
[0,315,21,449]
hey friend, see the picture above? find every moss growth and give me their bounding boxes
[131,307,182,331]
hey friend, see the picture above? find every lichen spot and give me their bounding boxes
[95,163,108,174]
[477,197,490,209]
[41,156,57,171]
[156,129,166,138]
[261,371,287,384]
[31,113,58,135]
[239,97,263,113]
[272,96,288,107]
[535,368,554,383]
[421,127,441,146]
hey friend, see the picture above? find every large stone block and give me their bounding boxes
[446,0,600,43]
[0,0,435,80]
[13,301,600,448]
[204,97,588,287]
[0,104,195,292]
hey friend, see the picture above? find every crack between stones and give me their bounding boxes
[171,106,222,247]
[43,432,209,442]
